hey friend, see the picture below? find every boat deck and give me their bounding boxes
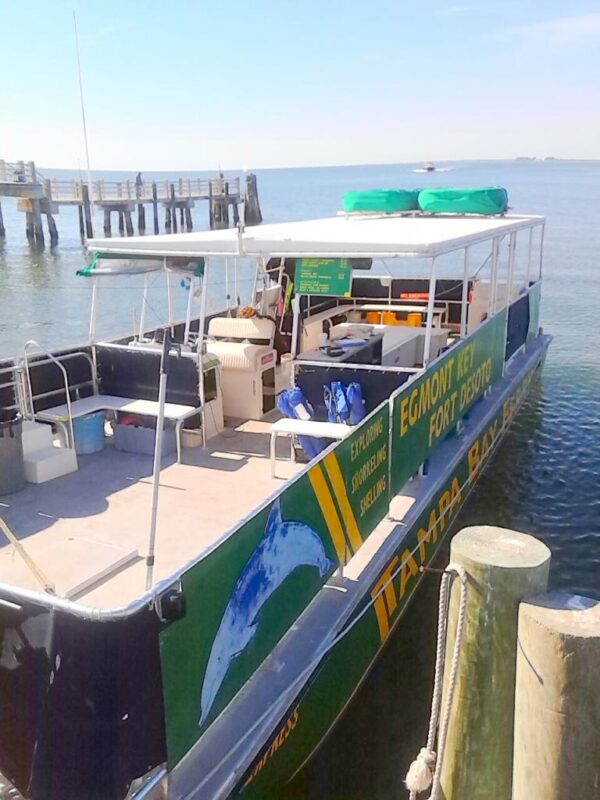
[0,418,302,608]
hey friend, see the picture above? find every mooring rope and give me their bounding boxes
[405,563,468,800]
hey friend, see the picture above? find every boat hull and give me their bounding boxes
[230,334,550,799]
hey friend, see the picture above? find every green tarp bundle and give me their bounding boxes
[417,186,508,215]
[343,189,420,213]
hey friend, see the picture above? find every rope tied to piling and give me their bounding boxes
[405,563,468,800]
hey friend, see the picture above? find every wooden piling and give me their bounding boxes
[439,526,551,800]
[118,211,125,236]
[82,184,93,238]
[179,206,184,227]
[513,592,600,800]
[31,199,44,246]
[184,206,193,231]
[137,203,146,234]
[25,211,34,242]
[165,204,172,233]
[244,172,262,225]
[170,185,178,233]
[124,209,134,236]
[46,212,58,245]
[103,208,111,236]
[152,183,159,234]
[0,200,5,237]
[78,205,85,238]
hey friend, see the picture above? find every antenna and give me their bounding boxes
[73,10,94,217]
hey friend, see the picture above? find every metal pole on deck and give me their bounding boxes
[145,330,170,591]
[73,11,94,217]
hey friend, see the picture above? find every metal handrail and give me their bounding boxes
[22,341,76,449]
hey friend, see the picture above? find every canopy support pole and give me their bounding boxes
[197,258,209,447]
[139,273,149,342]
[503,232,516,374]
[526,227,533,287]
[460,247,469,338]
[423,258,437,365]
[145,330,170,591]
[225,257,231,314]
[166,262,174,335]
[183,277,194,346]
[538,223,545,280]
[291,295,301,358]
[489,238,499,316]
[88,276,98,344]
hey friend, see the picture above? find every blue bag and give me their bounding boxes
[277,388,327,460]
[346,382,366,425]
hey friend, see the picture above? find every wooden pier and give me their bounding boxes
[0,160,262,247]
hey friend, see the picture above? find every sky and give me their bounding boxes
[1,0,599,170]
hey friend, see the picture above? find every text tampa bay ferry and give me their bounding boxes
[0,187,550,800]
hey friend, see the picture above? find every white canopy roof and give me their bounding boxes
[87,213,544,260]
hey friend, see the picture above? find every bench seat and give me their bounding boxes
[270,418,352,477]
[36,395,201,462]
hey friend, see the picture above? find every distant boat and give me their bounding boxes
[413,161,437,174]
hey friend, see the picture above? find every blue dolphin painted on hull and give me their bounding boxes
[199,499,333,726]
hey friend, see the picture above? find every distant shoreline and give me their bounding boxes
[35,157,600,177]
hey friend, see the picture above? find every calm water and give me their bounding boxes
[1,160,599,798]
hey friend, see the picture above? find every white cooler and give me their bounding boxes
[207,317,277,420]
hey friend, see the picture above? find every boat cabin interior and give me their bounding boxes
[0,211,544,609]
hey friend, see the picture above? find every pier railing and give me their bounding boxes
[0,160,41,184]
[1,160,240,204]
[43,176,241,203]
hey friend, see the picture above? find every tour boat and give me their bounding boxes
[0,189,550,800]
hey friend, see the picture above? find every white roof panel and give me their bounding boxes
[87,213,544,259]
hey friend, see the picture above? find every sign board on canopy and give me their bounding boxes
[295,258,352,296]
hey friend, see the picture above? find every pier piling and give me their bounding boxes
[118,211,125,236]
[439,526,551,800]
[78,205,85,238]
[152,183,159,234]
[124,209,134,236]
[244,173,262,226]
[31,199,44,246]
[25,211,34,243]
[82,184,93,239]
[0,200,5,237]
[103,208,111,237]
[170,185,178,234]
[513,592,600,800]
[137,203,146,234]
[46,212,58,246]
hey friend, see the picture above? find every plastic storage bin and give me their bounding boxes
[113,422,176,457]
[0,410,25,494]
[73,411,105,455]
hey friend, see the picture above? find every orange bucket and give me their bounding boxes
[366,311,381,324]
[382,311,397,325]
[407,312,422,327]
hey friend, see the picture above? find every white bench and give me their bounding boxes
[36,394,201,463]
[270,418,352,478]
